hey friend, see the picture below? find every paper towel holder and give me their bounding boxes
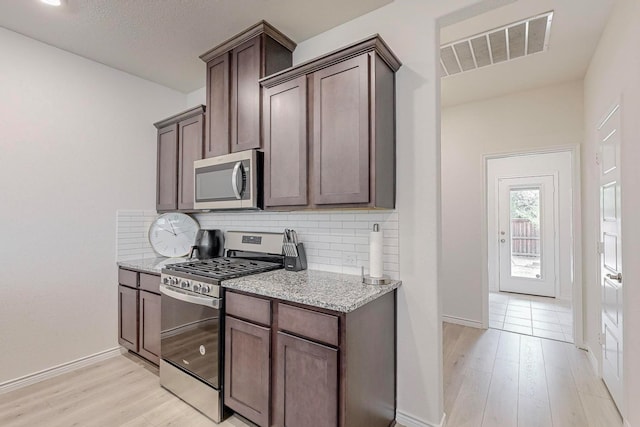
[361,266,392,285]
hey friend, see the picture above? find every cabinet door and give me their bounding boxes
[138,291,160,364]
[156,124,178,211]
[274,332,338,427]
[231,37,262,153]
[263,76,308,207]
[177,114,204,210]
[225,316,271,427]
[206,53,230,158]
[118,285,138,352]
[312,55,370,205]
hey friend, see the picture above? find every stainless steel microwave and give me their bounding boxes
[194,150,262,210]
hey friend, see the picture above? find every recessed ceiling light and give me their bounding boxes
[41,0,62,6]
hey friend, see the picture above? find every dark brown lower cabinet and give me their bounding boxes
[274,332,338,427]
[224,316,271,426]
[224,290,396,427]
[118,268,161,365]
[118,285,138,352]
[138,290,161,364]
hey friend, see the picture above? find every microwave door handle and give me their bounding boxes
[231,161,243,200]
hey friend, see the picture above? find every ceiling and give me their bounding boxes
[440,0,615,107]
[0,0,392,93]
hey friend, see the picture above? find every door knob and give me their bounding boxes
[606,272,622,282]
[500,239,506,243]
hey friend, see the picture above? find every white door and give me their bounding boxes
[599,102,623,412]
[498,175,557,297]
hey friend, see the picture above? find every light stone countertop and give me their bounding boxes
[117,257,190,275]
[117,259,401,313]
[223,269,401,313]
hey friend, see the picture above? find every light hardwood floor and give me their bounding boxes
[444,322,623,427]
[1,328,622,427]
[0,353,251,427]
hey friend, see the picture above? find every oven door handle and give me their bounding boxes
[160,284,221,309]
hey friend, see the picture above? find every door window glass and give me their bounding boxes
[510,188,541,279]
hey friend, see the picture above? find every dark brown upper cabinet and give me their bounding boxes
[153,105,205,212]
[260,35,401,210]
[156,124,178,211]
[200,21,297,157]
[205,54,230,158]
[313,55,370,205]
[263,76,308,207]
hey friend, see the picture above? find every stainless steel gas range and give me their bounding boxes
[159,231,284,423]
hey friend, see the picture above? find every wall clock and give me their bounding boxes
[148,213,200,257]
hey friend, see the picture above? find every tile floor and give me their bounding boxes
[489,291,574,343]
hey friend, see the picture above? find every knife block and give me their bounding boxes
[284,243,307,271]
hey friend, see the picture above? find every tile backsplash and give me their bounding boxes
[116,210,158,261]
[116,210,400,279]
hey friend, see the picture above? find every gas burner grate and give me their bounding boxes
[164,257,282,280]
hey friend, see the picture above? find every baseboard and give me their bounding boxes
[397,411,446,427]
[442,315,483,329]
[586,344,600,376]
[0,347,123,395]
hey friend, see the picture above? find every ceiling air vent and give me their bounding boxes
[440,11,553,77]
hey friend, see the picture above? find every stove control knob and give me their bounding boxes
[181,280,190,289]
[169,278,176,286]
[163,277,170,285]
[192,283,202,293]
[201,285,211,294]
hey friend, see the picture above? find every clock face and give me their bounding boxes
[148,213,200,257]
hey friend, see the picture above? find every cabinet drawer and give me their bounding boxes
[139,273,160,294]
[226,292,271,326]
[277,303,339,347]
[118,268,138,288]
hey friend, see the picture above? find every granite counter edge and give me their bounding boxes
[117,259,166,275]
[222,280,401,313]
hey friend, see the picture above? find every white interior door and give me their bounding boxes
[599,102,623,412]
[498,175,557,297]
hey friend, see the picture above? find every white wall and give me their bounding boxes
[440,81,584,323]
[0,28,186,384]
[293,0,502,424]
[0,1,509,425]
[583,0,640,423]
[186,86,206,107]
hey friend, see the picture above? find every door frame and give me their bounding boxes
[480,144,584,349]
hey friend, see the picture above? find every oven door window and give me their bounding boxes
[160,293,221,389]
